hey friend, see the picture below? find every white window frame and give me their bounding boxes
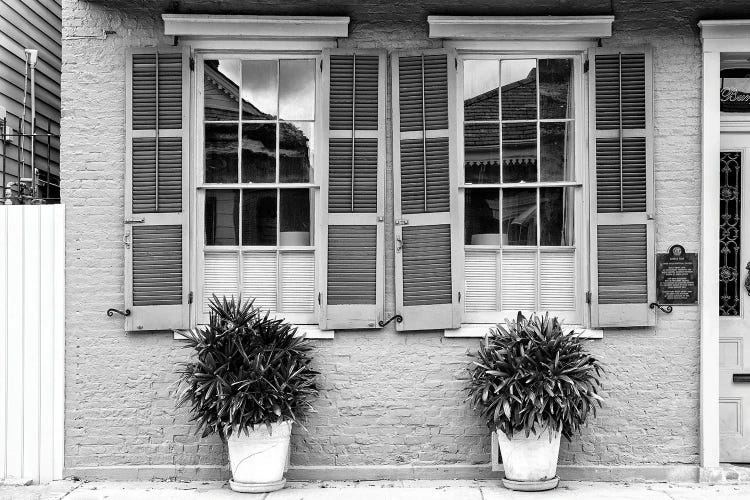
[162,16,346,339]
[431,16,613,338]
[456,51,587,327]
[189,50,329,338]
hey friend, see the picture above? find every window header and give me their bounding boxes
[162,14,350,39]
[428,15,614,41]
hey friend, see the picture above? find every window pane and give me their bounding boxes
[503,188,536,246]
[205,123,238,183]
[280,189,311,246]
[280,122,313,183]
[465,188,500,245]
[464,123,499,183]
[501,59,537,121]
[540,187,574,246]
[502,123,537,183]
[242,189,277,245]
[539,59,572,119]
[241,123,276,183]
[279,59,316,121]
[204,60,240,121]
[540,122,573,181]
[241,60,278,119]
[464,59,499,121]
[205,189,239,245]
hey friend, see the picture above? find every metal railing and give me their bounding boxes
[1,115,60,205]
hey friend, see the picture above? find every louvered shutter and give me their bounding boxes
[589,47,655,328]
[392,50,461,331]
[319,49,386,330]
[125,47,190,331]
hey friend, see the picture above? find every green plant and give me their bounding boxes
[175,295,319,438]
[466,312,603,441]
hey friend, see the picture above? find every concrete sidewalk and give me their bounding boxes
[4,480,750,500]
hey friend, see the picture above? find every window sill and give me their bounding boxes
[173,325,335,340]
[444,324,603,339]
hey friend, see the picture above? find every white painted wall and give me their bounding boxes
[0,205,64,484]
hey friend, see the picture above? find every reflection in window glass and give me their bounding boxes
[502,123,537,183]
[280,122,313,183]
[503,189,537,246]
[280,189,311,246]
[540,122,573,182]
[241,123,276,183]
[465,189,500,245]
[539,59,572,119]
[540,187,574,246]
[204,60,241,121]
[205,123,238,183]
[205,189,239,245]
[279,59,316,121]
[464,123,499,184]
[501,59,537,120]
[242,189,277,246]
[464,60,499,121]
[241,60,278,119]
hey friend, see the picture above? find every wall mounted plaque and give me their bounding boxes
[656,244,698,305]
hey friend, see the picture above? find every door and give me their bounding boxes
[720,133,750,462]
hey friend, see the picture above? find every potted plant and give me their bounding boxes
[175,295,319,493]
[466,312,604,491]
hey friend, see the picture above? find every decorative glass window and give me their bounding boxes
[460,56,582,323]
[198,56,319,324]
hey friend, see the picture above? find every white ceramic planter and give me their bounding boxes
[497,427,561,491]
[226,420,292,493]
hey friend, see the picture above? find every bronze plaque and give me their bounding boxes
[656,245,698,305]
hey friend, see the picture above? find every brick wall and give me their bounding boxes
[61,0,718,477]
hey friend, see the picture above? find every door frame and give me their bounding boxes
[699,20,750,471]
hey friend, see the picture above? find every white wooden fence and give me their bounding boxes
[0,205,64,483]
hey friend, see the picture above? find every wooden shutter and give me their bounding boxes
[319,49,386,329]
[392,50,461,331]
[589,47,655,328]
[124,47,190,331]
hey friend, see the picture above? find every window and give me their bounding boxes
[459,56,583,324]
[198,55,319,324]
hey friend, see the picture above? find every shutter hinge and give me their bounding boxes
[395,218,409,225]
[583,59,589,73]
[123,217,145,224]
[320,59,323,72]
[189,57,195,71]
[455,57,458,70]
[586,291,592,304]
[188,291,194,305]
[318,292,321,305]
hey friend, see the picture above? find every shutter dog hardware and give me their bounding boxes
[648,303,673,314]
[107,308,132,318]
[378,314,403,327]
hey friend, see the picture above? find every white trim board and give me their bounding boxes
[428,15,614,41]
[65,463,700,483]
[173,326,334,341]
[445,324,603,339]
[162,14,350,39]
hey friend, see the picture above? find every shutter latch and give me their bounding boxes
[585,291,592,304]
[583,59,589,73]
[188,291,194,305]
[395,219,409,225]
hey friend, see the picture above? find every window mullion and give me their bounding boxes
[238,189,244,302]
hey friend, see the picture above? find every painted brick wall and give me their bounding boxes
[61,0,719,478]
